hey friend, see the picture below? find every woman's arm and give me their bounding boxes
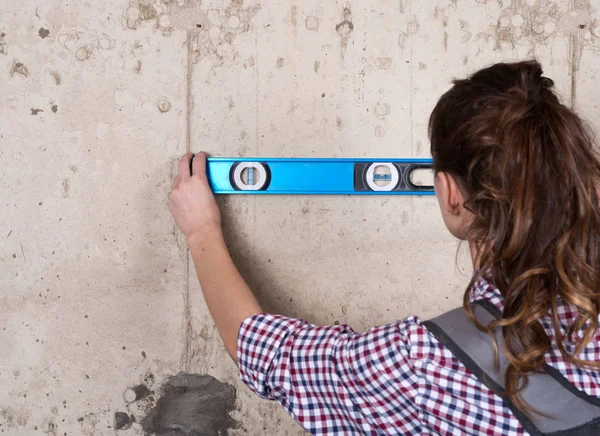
[168,152,262,364]
[168,154,418,435]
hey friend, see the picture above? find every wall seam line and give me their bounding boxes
[182,29,194,372]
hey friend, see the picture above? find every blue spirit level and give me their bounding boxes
[205,157,435,195]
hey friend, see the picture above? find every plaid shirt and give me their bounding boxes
[237,276,600,435]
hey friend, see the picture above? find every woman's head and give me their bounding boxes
[428,60,600,411]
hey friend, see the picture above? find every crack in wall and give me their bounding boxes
[177,2,261,373]
[570,32,578,110]
[181,29,195,373]
[568,0,593,110]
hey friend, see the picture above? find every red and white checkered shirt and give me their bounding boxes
[237,276,600,435]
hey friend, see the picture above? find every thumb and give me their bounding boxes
[191,152,208,178]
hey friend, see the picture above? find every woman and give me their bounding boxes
[168,60,600,435]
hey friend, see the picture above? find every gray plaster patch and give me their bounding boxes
[141,373,238,436]
[114,411,135,430]
[133,384,152,401]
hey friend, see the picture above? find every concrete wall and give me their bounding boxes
[1,0,598,434]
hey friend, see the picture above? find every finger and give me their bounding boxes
[172,175,181,188]
[177,152,193,178]
[191,151,208,179]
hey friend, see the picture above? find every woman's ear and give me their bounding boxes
[434,171,468,239]
[435,172,463,214]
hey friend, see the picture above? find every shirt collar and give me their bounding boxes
[468,273,505,313]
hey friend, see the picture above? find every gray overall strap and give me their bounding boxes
[423,301,600,436]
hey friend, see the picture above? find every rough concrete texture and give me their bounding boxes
[1,0,599,435]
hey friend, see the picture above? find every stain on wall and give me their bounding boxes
[0,407,29,430]
[9,60,28,77]
[0,32,6,55]
[157,97,172,113]
[336,6,354,58]
[62,179,70,198]
[188,3,261,68]
[50,70,61,85]
[75,46,91,61]
[38,27,50,39]
[122,0,262,69]
[306,15,320,31]
[492,1,564,46]
[398,18,419,50]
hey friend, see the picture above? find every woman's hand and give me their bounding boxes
[168,152,221,241]
[169,152,262,364]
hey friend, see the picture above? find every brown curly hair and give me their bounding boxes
[428,60,600,413]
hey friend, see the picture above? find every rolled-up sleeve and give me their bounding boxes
[237,312,419,434]
[237,313,307,401]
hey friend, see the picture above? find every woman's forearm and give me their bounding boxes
[168,152,262,364]
[187,229,262,364]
